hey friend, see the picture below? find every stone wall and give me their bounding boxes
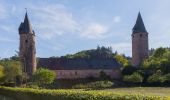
[54,69,121,79]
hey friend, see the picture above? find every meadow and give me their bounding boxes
[0,87,170,100]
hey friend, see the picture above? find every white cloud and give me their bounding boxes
[108,42,131,55]
[30,4,78,39]
[113,16,121,23]
[80,23,108,39]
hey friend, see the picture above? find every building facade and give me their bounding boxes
[132,12,149,67]
[38,58,122,79]
[19,12,36,76]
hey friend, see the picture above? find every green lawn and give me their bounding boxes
[0,87,170,100]
[96,87,170,96]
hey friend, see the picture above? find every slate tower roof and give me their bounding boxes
[19,12,33,34]
[132,12,147,33]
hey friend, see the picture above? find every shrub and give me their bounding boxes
[164,73,170,82]
[0,86,167,100]
[123,72,143,84]
[72,80,113,89]
[31,68,56,86]
[147,71,166,84]
[122,66,137,75]
[99,71,110,80]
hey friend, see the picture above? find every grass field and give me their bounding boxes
[98,87,170,96]
[1,87,170,100]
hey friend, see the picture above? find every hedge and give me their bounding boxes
[72,81,113,89]
[0,87,168,100]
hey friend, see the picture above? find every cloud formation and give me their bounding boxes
[30,4,78,39]
[80,23,108,39]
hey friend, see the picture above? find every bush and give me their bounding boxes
[122,66,137,75]
[164,73,170,82]
[99,71,110,80]
[0,60,22,85]
[123,72,143,84]
[0,86,167,100]
[31,68,56,86]
[147,71,166,84]
[72,81,113,89]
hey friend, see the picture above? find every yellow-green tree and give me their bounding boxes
[114,54,129,67]
[31,68,56,86]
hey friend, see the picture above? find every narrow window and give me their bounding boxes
[25,40,28,43]
[75,71,78,75]
[132,35,134,38]
[140,34,142,37]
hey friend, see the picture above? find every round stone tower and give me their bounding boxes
[132,12,149,67]
[18,12,36,76]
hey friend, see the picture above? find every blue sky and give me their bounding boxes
[0,0,170,58]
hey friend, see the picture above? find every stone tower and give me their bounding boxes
[19,12,36,76]
[132,12,149,67]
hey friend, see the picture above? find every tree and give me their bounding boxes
[0,60,22,84]
[142,48,170,74]
[147,70,166,84]
[0,65,4,84]
[114,54,129,67]
[31,68,56,86]
[123,72,143,84]
[152,47,166,58]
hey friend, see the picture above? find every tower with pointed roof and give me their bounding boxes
[132,12,149,67]
[19,12,36,76]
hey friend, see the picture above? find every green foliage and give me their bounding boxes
[0,65,4,78]
[0,60,22,84]
[142,47,170,74]
[122,66,137,75]
[0,86,167,100]
[147,70,166,84]
[31,68,56,85]
[99,70,110,80]
[115,54,129,67]
[72,80,113,89]
[62,46,114,59]
[152,47,167,58]
[123,72,143,83]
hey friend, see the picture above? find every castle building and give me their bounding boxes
[18,12,36,76]
[38,58,121,79]
[17,12,148,79]
[132,12,149,67]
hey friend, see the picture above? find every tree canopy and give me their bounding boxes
[31,68,56,85]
